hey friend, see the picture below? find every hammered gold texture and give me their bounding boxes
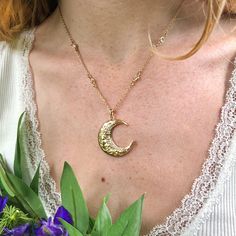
[98,119,135,157]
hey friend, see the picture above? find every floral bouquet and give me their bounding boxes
[0,112,144,236]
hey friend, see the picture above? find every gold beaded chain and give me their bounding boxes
[58,2,184,120]
[58,2,184,157]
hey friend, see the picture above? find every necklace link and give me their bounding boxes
[87,73,97,87]
[58,4,181,118]
[131,70,142,86]
[109,109,116,120]
[57,1,185,157]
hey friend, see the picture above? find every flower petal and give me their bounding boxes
[0,195,8,213]
[3,223,30,236]
[35,217,66,236]
[54,206,73,225]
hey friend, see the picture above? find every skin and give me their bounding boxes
[29,0,236,234]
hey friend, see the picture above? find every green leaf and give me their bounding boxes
[0,153,11,172]
[30,163,41,195]
[59,218,83,236]
[87,216,96,234]
[107,194,144,236]
[14,111,27,179]
[0,154,15,197]
[0,155,26,210]
[61,162,89,234]
[6,172,47,219]
[91,194,112,236]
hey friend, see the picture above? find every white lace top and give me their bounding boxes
[0,29,236,236]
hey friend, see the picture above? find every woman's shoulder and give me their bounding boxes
[0,32,23,59]
[0,28,35,117]
[0,28,35,83]
[0,29,35,171]
[1,28,34,55]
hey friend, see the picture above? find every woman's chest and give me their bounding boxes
[29,53,229,234]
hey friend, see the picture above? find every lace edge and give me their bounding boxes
[147,55,236,235]
[184,57,236,236]
[183,131,236,236]
[19,26,236,235]
[19,28,61,216]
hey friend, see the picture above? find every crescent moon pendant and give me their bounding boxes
[98,119,135,157]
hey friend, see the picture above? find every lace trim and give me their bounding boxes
[146,57,236,236]
[19,28,236,235]
[19,29,61,216]
[182,131,236,236]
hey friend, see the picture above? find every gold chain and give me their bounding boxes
[58,2,183,121]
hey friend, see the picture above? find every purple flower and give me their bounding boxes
[35,217,66,236]
[3,223,30,236]
[0,195,8,213]
[34,206,72,236]
[54,206,73,225]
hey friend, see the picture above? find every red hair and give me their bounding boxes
[0,0,235,59]
[0,0,57,41]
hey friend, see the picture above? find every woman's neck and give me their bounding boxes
[51,0,205,62]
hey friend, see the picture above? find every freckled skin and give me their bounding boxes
[28,5,236,234]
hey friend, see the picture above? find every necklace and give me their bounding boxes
[58,2,183,158]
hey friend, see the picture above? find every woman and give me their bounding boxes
[0,0,236,235]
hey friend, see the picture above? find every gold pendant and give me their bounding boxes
[98,119,135,157]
